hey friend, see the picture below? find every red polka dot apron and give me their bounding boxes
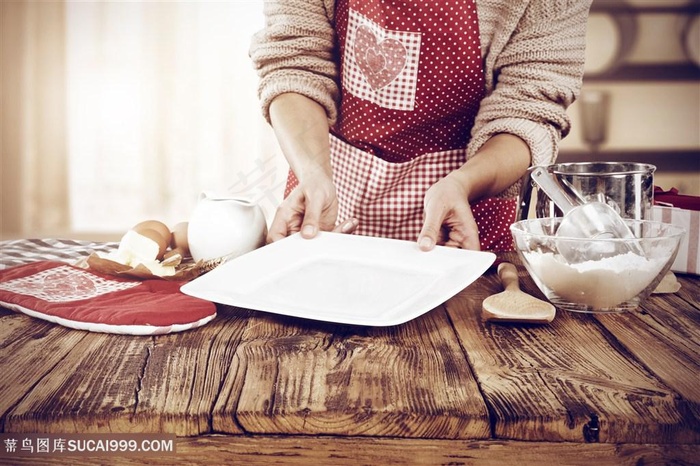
[286,0,516,251]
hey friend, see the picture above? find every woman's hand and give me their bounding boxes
[267,172,339,242]
[267,171,359,243]
[418,171,480,251]
[418,134,531,251]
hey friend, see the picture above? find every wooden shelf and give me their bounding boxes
[558,149,700,172]
[584,64,700,82]
[590,2,700,15]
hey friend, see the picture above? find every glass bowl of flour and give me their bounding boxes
[510,218,686,313]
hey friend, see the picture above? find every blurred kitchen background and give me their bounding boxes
[1,0,699,241]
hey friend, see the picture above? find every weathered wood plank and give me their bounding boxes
[674,274,700,310]
[446,265,699,444]
[2,435,699,465]
[130,306,253,435]
[215,306,491,439]
[3,306,253,436]
[0,313,89,430]
[594,294,700,405]
[4,332,152,434]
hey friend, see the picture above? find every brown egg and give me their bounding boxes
[170,221,190,256]
[133,220,171,243]
[137,228,169,260]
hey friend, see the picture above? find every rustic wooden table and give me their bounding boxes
[0,240,698,465]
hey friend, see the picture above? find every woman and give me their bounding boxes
[250,0,591,251]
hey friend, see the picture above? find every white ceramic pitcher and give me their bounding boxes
[187,191,267,263]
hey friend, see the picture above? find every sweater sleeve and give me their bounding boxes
[469,0,591,173]
[249,0,340,125]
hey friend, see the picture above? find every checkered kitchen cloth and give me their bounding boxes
[0,238,118,269]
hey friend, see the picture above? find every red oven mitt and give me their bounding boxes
[0,261,216,335]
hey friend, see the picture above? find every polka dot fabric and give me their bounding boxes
[471,197,517,252]
[334,0,485,162]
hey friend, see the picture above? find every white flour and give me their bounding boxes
[524,251,667,309]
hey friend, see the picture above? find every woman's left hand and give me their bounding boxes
[418,172,481,251]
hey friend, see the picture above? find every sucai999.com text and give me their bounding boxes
[1,433,175,457]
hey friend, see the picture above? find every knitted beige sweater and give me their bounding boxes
[250,0,591,193]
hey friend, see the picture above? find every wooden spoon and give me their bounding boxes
[482,262,556,324]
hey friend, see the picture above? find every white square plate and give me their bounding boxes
[180,232,496,326]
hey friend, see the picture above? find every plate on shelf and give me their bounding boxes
[684,15,700,67]
[180,232,496,326]
[585,13,623,76]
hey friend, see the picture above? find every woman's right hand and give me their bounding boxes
[267,171,345,243]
